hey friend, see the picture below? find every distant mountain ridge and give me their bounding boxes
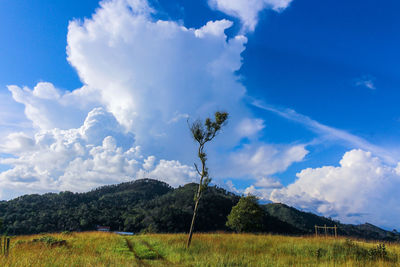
[0,178,398,241]
[262,203,400,241]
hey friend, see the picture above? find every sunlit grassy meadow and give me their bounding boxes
[1,232,400,266]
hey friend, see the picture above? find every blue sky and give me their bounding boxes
[1,0,400,229]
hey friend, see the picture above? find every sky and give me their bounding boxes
[0,0,400,230]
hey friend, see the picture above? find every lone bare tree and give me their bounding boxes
[186,111,228,248]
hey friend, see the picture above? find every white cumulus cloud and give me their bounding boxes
[236,118,265,138]
[137,159,197,187]
[271,149,400,229]
[8,83,101,131]
[224,143,308,178]
[0,107,196,199]
[244,177,283,199]
[208,0,293,32]
[66,0,250,160]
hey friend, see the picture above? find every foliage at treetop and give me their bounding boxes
[189,111,228,192]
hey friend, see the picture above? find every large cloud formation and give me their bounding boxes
[66,0,250,158]
[0,0,304,200]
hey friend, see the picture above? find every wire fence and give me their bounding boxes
[315,225,337,238]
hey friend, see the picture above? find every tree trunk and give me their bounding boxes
[187,181,202,248]
[187,144,206,248]
[186,196,199,247]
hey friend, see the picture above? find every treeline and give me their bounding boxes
[0,179,399,241]
[0,179,239,235]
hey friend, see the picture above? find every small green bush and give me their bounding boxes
[368,243,387,260]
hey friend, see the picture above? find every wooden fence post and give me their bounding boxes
[2,236,5,255]
[6,238,9,256]
[314,225,338,238]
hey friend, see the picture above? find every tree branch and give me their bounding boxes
[194,163,202,176]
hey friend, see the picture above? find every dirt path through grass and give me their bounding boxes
[124,238,150,267]
[140,239,172,264]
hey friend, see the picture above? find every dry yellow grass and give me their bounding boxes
[0,232,399,266]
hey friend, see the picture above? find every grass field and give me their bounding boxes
[1,232,400,266]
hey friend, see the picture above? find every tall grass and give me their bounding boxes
[0,232,399,266]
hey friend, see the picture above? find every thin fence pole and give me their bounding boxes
[314,225,338,238]
[3,236,5,255]
[0,237,2,255]
[6,238,9,256]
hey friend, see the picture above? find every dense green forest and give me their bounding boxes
[0,179,399,241]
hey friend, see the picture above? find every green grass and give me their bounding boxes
[0,232,399,266]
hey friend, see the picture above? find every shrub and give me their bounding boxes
[226,195,264,233]
[368,243,387,260]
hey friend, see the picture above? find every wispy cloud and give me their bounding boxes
[251,99,398,164]
[355,75,376,90]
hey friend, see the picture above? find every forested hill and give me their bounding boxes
[0,179,239,235]
[0,178,398,241]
